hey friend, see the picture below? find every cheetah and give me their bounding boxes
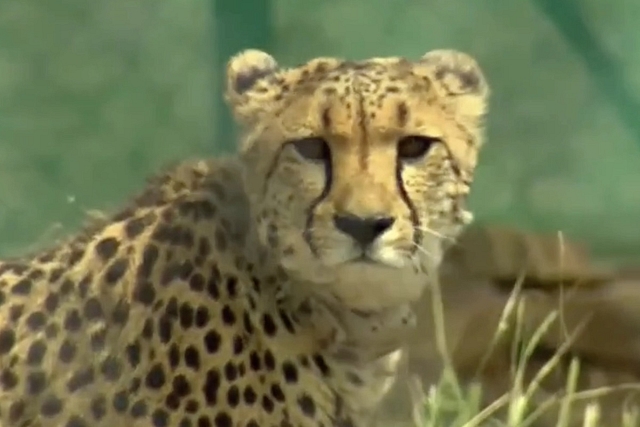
[0,48,489,427]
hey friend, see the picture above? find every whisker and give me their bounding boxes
[411,242,438,262]
[413,225,454,242]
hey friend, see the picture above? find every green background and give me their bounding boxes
[1,0,639,262]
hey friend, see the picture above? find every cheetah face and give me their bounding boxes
[225,49,489,311]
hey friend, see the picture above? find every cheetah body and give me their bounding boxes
[0,49,489,427]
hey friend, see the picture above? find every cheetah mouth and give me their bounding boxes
[347,254,395,268]
[353,254,377,264]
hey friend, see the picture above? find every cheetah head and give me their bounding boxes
[225,49,489,311]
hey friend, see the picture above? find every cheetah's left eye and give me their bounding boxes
[290,137,331,162]
[397,136,440,161]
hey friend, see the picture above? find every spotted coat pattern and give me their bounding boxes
[0,48,489,427]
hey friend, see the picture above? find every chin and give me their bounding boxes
[278,235,440,311]
[327,262,429,311]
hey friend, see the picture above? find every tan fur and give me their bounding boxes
[226,49,489,312]
[0,49,489,427]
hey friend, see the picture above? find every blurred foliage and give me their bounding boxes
[0,0,639,261]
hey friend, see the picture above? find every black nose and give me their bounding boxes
[333,214,395,247]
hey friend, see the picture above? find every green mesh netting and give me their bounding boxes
[1,0,639,261]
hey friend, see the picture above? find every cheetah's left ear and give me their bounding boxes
[225,49,280,127]
[419,49,489,124]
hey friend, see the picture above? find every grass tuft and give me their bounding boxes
[404,231,640,427]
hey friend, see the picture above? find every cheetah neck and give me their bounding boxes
[281,292,415,419]
[240,223,417,420]
[302,296,415,361]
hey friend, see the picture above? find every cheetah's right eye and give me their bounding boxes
[290,137,331,162]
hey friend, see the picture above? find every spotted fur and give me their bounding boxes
[0,48,489,427]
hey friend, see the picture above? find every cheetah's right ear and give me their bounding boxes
[225,49,280,127]
[418,49,489,125]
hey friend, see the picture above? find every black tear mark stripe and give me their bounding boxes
[395,160,421,253]
[303,158,333,256]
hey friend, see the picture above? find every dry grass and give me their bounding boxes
[408,231,640,427]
